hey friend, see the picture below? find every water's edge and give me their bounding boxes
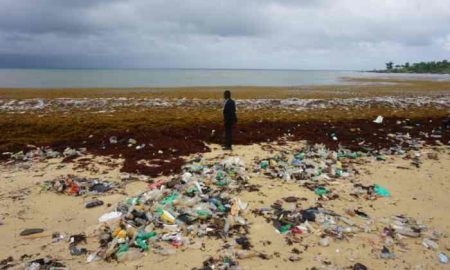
[0,69,449,88]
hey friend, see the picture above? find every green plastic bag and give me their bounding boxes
[374,184,390,197]
[215,171,225,180]
[136,231,157,240]
[160,192,179,206]
[135,238,148,251]
[126,197,140,206]
[260,160,269,169]
[294,152,305,160]
[314,187,328,196]
[278,224,292,234]
[337,152,360,159]
[214,180,229,186]
[196,210,212,218]
[116,243,129,255]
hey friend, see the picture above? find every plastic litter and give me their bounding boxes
[98,211,122,223]
[69,246,87,256]
[314,187,328,196]
[26,257,66,270]
[438,252,449,264]
[319,236,330,247]
[374,184,390,197]
[20,228,44,236]
[374,115,384,124]
[254,144,357,198]
[109,136,118,144]
[85,199,104,208]
[42,175,117,196]
[89,156,250,262]
[422,238,439,250]
[380,246,395,259]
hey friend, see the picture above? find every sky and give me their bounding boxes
[0,0,449,70]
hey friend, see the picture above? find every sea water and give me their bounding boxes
[0,68,449,88]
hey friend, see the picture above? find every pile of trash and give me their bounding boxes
[0,256,66,270]
[253,144,406,201]
[2,146,84,162]
[254,144,362,200]
[254,144,358,183]
[2,95,449,114]
[253,198,449,264]
[41,175,118,196]
[87,157,251,262]
[253,202,363,244]
[379,215,448,262]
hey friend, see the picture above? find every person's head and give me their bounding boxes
[224,90,231,99]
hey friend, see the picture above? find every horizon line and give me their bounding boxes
[0,67,362,72]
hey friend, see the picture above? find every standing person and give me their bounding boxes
[223,90,237,150]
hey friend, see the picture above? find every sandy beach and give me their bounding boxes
[1,78,450,269]
[2,0,450,268]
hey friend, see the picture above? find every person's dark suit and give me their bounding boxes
[223,99,237,149]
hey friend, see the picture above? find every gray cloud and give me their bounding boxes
[0,0,449,69]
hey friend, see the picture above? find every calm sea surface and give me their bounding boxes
[0,69,449,88]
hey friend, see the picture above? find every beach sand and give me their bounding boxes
[0,143,449,269]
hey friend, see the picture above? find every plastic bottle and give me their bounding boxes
[422,238,438,250]
[137,231,157,240]
[194,181,203,194]
[86,252,100,263]
[98,211,122,223]
[160,210,176,224]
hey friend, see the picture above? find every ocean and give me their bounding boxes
[0,68,449,88]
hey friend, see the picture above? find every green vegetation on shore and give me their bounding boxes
[375,60,450,74]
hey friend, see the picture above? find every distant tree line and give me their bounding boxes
[375,60,450,74]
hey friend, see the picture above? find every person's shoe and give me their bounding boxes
[222,146,232,151]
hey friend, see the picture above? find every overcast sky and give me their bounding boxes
[0,0,449,70]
